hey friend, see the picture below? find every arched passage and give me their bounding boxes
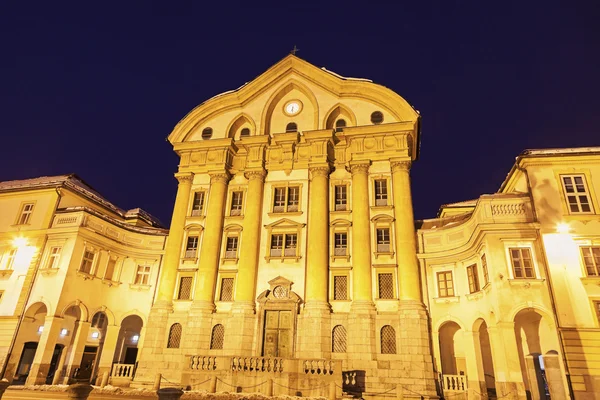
[11,303,48,384]
[473,319,496,396]
[115,315,143,366]
[439,321,465,375]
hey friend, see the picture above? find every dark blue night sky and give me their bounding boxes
[1,1,598,225]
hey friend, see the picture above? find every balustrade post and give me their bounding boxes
[209,376,217,393]
[266,378,273,396]
[100,371,109,388]
[328,381,336,400]
[153,373,162,390]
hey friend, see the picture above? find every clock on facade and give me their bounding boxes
[284,100,302,116]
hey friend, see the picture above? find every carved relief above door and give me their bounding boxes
[256,276,302,358]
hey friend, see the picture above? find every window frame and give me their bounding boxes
[226,187,247,217]
[221,224,242,263]
[45,246,62,269]
[175,274,194,301]
[183,233,200,260]
[270,183,303,215]
[373,266,397,300]
[79,248,97,275]
[15,202,35,226]
[592,300,600,326]
[216,273,236,302]
[264,219,305,262]
[372,215,395,259]
[436,270,455,298]
[3,249,17,270]
[331,272,350,301]
[507,247,537,279]
[333,184,348,211]
[103,256,118,281]
[330,219,351,262]
[466,264,480,293]
[481,253,490,286]
[560,174,594,214]
[134,264,151,286]
[190,190,206,217]
[581,246,600,277]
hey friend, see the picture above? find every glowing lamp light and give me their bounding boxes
[60,329,68,336]
[132,335,140,343]
[91,332,100,339]
[37,326,44,333]
[557,222,570,234]
[12,237,28,248]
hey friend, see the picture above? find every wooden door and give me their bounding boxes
[263,310,293,357]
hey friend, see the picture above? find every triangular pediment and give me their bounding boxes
[264,218,306,230]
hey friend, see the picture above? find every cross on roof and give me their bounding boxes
[291,45,300,55]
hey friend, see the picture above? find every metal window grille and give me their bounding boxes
[80,250,95,274]
[378,273,394,299]
[437,271,454,297]
[332,325,347,353]
[374,180,388,206]
[481,254,489,284]
[467,264,480,293]
[167,323,182,348]
[47,246,62,269]
[219,278,234,301]
[210,324,225,349]
[333,276,348,300]
[582,247,600,276]
[225,237,238,259]
[334,233,347,256]
[510,248,535,278]
[376,229,390,253]
[284,234,297,257]
[178,276,193,300]
[380,325,396,354]
[335,185,347,211]
[230,192,243,216]
[191,192,204,216]
[562,176,592,213]
[270,234,283,257]
[273,188,286,212]
[18,203,34,225]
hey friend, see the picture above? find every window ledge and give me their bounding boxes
[101,279,121,287]
[465,291,484,301]
[178,267,199,272]
[265,255,302,263]
[370,205,393,211]
[39,268,59,277]
[10,223,31,228]
[331,254,350,262]
[268,211,303,217]
[187,215,205,221]
[181,257,198,262]
[331,210,351,215]
[129,283,152,291]
[374,251,395,259]
[221,257,239,264]
[174,298,192,302]
[482,282,492,292]
[0,270,14,279]
[434,296,460,304]
[580,277,600,286]
[507,278,544,288]
[225,215,244,220]
[76,271,95,280]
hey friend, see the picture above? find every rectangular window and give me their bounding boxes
[333,275,348,300]
[230,191,243,216]
[219,277,234,301]
[46,246,61,269]
[105,258,116,280]
[270,234,283,257]
[594,301,600,323]
[376,228,391,253]
[510,248,535,279]
[285,234,297,256]
[191,192,205,216]
[334,185,347,211]
[273,186,300,213]
[225,236,239,259]
[17,203,34,225]
[185,236,199,258]
[177,276,193,300]
[4,249,17,270]
[466,264,480,293]
[80,250,95,274]
[334,232,348,256]
[481,254,489,285]
[582,247,600,276]
[270,233,297,257]
[374,180,388,206]
[135,265,151,285]
[378,273,394,299]
[437,271,454,297]
[561,175,593,213]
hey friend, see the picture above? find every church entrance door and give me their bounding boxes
[263,310,293,358]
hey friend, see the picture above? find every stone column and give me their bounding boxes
[156,173,194,305]
[464,330,487,400]
[390,160,422,302]
[26,316,64,385]
[230,170,265,355]
[95,325,121,382]
[298,166,332,358]
[524,355,544,400]
[542,352,568,400]
[64,321,91,380]
[487,322,526,400]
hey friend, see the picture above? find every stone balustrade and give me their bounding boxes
[440,373,467,392]
[111,363,135,379]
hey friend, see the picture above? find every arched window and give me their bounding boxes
[167,323,182,348]
[332,325,347,353]
[286,122,298,133]
[380,325,396,354]
[201,127,213,139]
[370,111,384,124]
[210,324,225,349]
[335,119,346,133]
[240,127,251,137]
[91,312,107,329]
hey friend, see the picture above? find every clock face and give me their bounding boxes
[285,101,301,116]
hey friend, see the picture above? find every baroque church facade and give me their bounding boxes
[0,55,599,400]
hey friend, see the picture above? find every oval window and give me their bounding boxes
[370,111,384,124]
[201,127,213,139]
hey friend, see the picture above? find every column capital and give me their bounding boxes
[244,170,266,182]
[309,165,330,179]
[390,160,411,173]
[348,162,370,176]
[208,171,231,185]
[175,173,194,185]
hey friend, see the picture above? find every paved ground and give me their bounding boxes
[3,390,155,400]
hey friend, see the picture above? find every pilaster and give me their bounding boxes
[63,321,91,380]
[26,316,64,385]
[95,325,121,380]
[487,322,526,399]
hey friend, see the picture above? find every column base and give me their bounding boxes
[26,363,50,385]
[297,301,332,359]
[228,303,257,355]
[231,301,255,314]
[494,381,526,399]
[350,299,376,313]
[190,300,215,313]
